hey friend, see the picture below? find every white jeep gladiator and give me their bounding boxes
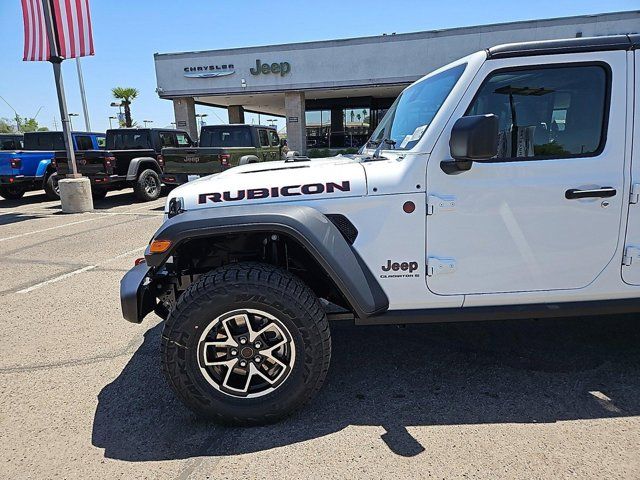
[121,35,640,425]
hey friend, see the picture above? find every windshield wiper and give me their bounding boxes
[372,138,396,159]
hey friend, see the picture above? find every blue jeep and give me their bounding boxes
[0,131,105,200]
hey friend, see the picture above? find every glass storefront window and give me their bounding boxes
[343,108,370,147]
[305,110,331,148]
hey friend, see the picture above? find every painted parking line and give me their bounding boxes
[0,216,98,242]
[17,246,146,294]
[0,206,163,242]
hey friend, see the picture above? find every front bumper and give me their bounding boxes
[120,262,156,323]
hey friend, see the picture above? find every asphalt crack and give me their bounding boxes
[0,334,145,374]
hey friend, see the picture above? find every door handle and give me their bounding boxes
[565,187,617,199]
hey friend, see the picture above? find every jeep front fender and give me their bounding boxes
[145,204,389,319]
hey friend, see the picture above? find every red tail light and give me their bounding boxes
[219,154,230,167]
[10,158,21,169]
[103,156,116,169]
[156,154,164,167]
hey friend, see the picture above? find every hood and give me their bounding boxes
[168,155,367,211]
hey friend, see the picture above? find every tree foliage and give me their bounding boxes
[0,118,15,133]
[112,87,139,128]
[0,116,48,133]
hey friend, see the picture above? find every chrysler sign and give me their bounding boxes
[184,64,235,78]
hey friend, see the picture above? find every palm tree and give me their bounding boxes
[111,87,139,127]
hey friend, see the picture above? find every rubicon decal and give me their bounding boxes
[380,260,420,279]
[198,181,351,204]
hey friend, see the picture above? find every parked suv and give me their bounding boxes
[161,124,283,186]
[121,35,640,425]
[55,128,193,201]
[0,131,104,200]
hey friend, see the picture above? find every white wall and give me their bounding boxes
[154,12,640,98]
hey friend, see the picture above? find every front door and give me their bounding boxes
[426,52,627,297]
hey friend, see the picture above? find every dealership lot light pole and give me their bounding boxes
[108,116,116,128]
[76,57,91,131]
[68,113,79,131]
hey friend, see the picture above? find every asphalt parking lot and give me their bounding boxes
[1,190,639,479]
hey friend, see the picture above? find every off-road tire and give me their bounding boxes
[43,172,59,200]
[91,187,108,201]
[0,184,26,200]
[161,262,332,426]
[133,169,161,202]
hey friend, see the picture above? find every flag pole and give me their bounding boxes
[41,0,80,178]
[76,57,91,131]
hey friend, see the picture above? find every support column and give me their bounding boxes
[285,91,306,155]
[228,105,245,124]
[330,107,344,148]
[172,97,198,141]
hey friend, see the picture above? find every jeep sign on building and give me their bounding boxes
[154,11,639,153]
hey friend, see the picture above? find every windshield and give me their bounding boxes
[368,63,466,151]
[200,126,252,148]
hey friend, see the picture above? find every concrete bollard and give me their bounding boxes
[59,177,94,213]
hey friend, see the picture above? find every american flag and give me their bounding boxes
[21,0,94,62]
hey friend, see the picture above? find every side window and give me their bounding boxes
[467,64,608,160]
[258,129,270,147]
[75,135,93,150]
[1,138,20,150]
[96,136,106,148]
[176,133,191,147]
[159,132,177,148]
[268,130,280,147]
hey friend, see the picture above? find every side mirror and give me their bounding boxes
[449,114,498,162]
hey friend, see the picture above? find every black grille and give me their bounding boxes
[326,214,358,244]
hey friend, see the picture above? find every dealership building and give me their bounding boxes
[154,11,639,153]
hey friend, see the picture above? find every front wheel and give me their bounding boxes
[133,169,161,201]
[0,184,26,200]
[161,262,331,425]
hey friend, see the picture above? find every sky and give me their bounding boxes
[0,0,638,133]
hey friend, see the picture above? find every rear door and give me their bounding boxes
[622,50,640,285]
[426,51,627,299]
[268,130,281,160]
[257,129,271,161]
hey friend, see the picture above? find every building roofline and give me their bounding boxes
[154,10,639,59]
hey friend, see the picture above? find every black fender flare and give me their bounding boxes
[239,154,259,165]
[126,157,161,181]
[145,204,389,319]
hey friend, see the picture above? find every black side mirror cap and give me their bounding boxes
[449,114,499,162]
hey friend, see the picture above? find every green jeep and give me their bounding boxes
[161,124,283,185]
